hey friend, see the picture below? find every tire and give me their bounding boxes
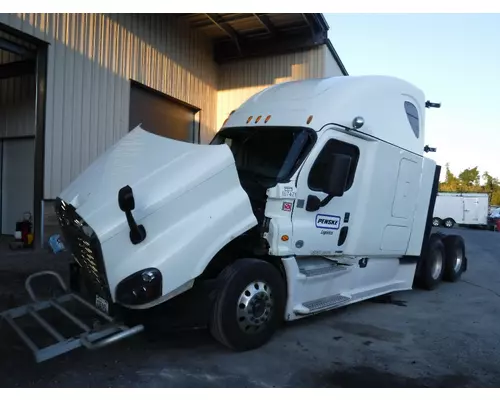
[432,217,442,227]
[442,234,466,282]
[443,218,455,228]
[209,258,286,351]
[418,234,445,290]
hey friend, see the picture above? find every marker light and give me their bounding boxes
[265,115,271,123]
[307,115,313,124]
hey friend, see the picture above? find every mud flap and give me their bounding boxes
[0,271,143,363]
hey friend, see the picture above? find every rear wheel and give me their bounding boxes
[432,217,442,227]
[443,218,455,228]
[442,234,466,282]
[418,234,445,290]
[209,258,286,351]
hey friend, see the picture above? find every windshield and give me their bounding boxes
[211,126,316,184]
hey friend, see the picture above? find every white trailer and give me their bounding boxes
[432,192,489,228]
[1,75,468,362]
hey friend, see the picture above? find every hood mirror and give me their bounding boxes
[118,185,146,245]
[118,185,136,212]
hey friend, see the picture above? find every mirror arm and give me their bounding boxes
[320,194,334,208]
[306,193,335,212]
[125,210,147,245]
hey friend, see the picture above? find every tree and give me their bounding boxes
[483,171,499,192]
[440,163,460,192]
[458,167,480,188]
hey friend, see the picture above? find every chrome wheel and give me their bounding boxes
[453,247,463,273]
[236,281,274,334]
[431,251,444,280]
[432,218,440,227]
[445,220,453,228]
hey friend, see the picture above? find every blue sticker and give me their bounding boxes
[315,214,341,230]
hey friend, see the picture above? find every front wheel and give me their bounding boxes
[209,258,286,351]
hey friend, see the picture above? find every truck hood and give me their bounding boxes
[59,126,251,243]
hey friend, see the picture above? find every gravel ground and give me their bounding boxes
[0,227,499,388]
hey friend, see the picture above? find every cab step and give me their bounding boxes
[0,270,143,363]
[293,293,351,315]
[298,263,348,277]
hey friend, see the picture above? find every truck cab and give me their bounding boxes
[209,76,441,262]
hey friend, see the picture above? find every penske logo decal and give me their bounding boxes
[315,214,341,230]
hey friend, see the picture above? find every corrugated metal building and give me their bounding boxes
[0,13,347,248]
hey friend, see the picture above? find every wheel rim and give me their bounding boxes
[445,220,453,227]
[432,219,439,226]
[431,251,444,280]
[453,247,463,272]
[236,281,274,334]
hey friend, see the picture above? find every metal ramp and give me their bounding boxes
[0,271,144,363]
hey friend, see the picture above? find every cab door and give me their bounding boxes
[291,131,361,257]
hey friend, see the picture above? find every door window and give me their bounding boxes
[308,139,360,193]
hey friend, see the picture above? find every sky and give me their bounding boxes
[324,13,500,181]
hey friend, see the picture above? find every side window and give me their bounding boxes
[404,101,420,138]
[308,139,360,192]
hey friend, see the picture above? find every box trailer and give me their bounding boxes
[1,75,468,362]
[432,192,489,228]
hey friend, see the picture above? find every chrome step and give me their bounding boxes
[298,263,347,277]
[294,294,351,315]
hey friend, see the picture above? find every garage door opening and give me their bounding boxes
[0,24,47,251]
[129,81,200,143]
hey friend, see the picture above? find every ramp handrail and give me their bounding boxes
[25,270,69,302]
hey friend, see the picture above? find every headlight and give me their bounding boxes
[115,268,163,306]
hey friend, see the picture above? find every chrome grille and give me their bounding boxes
[55,198,108,291]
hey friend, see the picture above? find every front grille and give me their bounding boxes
[55,197,110,300]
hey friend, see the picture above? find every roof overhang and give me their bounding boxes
[177,13,348,75]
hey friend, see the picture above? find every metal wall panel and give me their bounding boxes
[0,74,36,139]
[0,36,35,139]
[0,48,21,63]
[1,138,35,235]
[0,13,218,198]
[216,45,330,132]
[323,45,344,77]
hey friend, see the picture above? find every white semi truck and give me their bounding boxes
[1,75,468,362]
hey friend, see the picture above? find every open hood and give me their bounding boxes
[59,126,254,244]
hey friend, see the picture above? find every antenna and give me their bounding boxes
[425,101,441,109]
[424,145,437,153]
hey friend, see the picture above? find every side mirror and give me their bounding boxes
[118,185,135,212]
[118,185,147,245]
[322,154,351,197]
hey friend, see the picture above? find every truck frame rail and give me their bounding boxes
[0,270,143,363]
